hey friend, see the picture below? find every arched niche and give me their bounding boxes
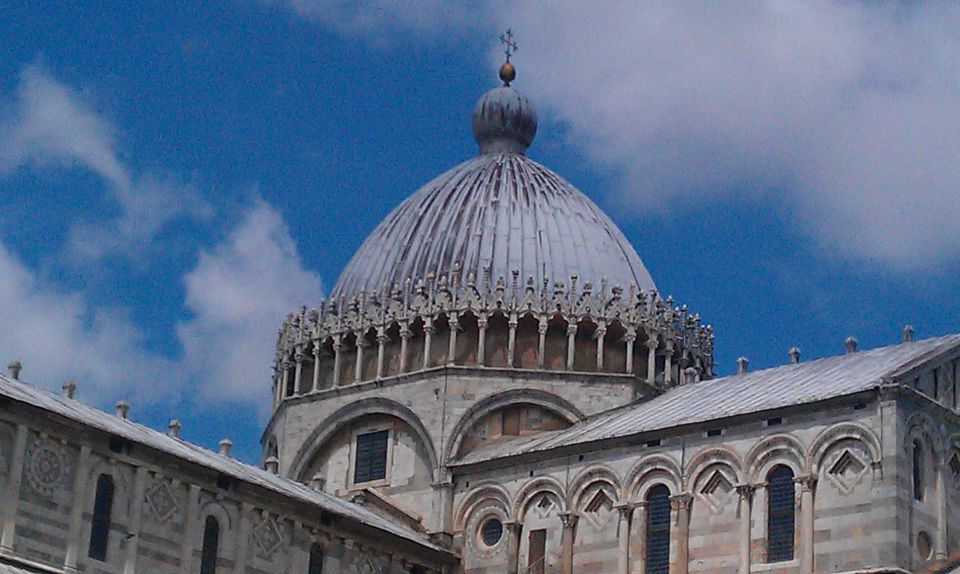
[338,332,357,385]
[429,314,451,367]
[445,390,583,462]
[573,317,597,372]
[486,311,510,368]
[602,320,626,373]
[381,321,402,377]
[515,313,539,369]
[543,314,568,371]
[455,311,480,365]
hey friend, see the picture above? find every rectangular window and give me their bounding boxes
[354,429,389,484]
[88,474,115,561]
[308,544,323,574]
[528,529,546,574]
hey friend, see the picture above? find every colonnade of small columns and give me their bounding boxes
[273,310,706,407]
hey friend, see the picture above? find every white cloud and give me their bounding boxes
[289,1,960,269]
[0,64,208,265]
[0,240,176,405]
[177,200,324,404]
[283,0,476,37]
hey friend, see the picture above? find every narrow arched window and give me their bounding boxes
[200,516,220,574]
[767,465,795,562]
[645,484,671,574]
[88,474,115,561]
[308,543,323,574]
[913,440,925,501]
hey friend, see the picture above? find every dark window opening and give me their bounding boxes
[707,428,722,437]
[481,517,504,546]
[913,440,925,501]
[285,365,296,397]
[645,438,662,448]
[108,436,130,454]
[354,429,389,483]
[308,543,323,574]
[200,516,220,574]
[645,484,670,574]
[528,528,546,574]
[766,417,782,427]
[767,465,795,562]
[215,475,233,490]
[87,474,115,561]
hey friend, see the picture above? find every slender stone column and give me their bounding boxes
[1,424,27,552]
[615,503,634,574]
[624,332,636,374]
[537,319,548,369]
[646,337,658,384]
[507,314,518,368]
[566,324,578,370]
[797,475,817,574]
[423,320,434,370]
[559,512,579,574]
[354,336,366,382]
[179,484,201,574]
[477,316,488,365]
[736,484,754,574]
[280,360,292,398]
[331,338,343,387]
[670,493,691,574]
[595,327,607,371]
[311,340,322,392]
[399,325,411,373]
[124,466,149,574]
[448,316,459,366]
[633,502,647,574]
[376,332,388,378]
[506,521,522,574]
[937,461,948,560]
[663,342,674,385]
[433,476,454,534]
[63,445,92,573]
[233,503,253,573]
[293,350,304,395]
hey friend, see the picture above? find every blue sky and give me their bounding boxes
[1,2,959,463]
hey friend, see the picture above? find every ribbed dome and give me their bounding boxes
[331,153,655,300]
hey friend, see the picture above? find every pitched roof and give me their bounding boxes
[454,333,960,466]
[0,374,446,554]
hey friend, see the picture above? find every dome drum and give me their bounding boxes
[271,273,713,408]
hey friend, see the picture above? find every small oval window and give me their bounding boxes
[480,517,503,547]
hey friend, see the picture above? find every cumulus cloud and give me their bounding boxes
[0,63,208,264]
[177,200,324,404]
[0,240,175,404]
[289,1,960,269]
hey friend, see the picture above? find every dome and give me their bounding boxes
[331,152,655,300]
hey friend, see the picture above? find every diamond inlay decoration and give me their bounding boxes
[533,494,555,519]
[699,470,734,511]
[145,478,179,523]
[827,449,868,494]
[252,515,283,559]
[583,489,615,529]
[26,438,68,497]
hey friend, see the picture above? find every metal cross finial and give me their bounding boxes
[499,29,518,62]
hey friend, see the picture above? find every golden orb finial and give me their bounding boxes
[499,62,516,86]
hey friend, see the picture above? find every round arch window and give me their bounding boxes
[480,517,504,547]
[917,530,932,560]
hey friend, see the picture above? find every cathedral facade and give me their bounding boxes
[2,61,960,574]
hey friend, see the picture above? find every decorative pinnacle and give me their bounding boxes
[498,29,518,86]
[6,360,22,380]
[218,438,233,456]
[844,336,858,354]
[902,325,915,342]
[62,380,77,399]
[736,356,749,374]
[788,347,801,364]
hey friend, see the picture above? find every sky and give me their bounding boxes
[1,2,959,464]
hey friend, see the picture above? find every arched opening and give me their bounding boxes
[515,314,539,369]
[631,334,649,378]
[381,322,402,376]
[339,332,357,385]
[913,439,926,501]
[767,464,795,562]
[360,327,378,380]
[405,317,425,372]
[573,318,598,372]
[315,337,335,391]
[602,321,626,373]
[284,355,296,397]
[486,312,510,368]
[543,315,568,371]
[308,543,324,574]
[645,484,670,574]
[455,311,480,365]
[200,515,220,574]
[429,314,450,367]
[88,474,115,561]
